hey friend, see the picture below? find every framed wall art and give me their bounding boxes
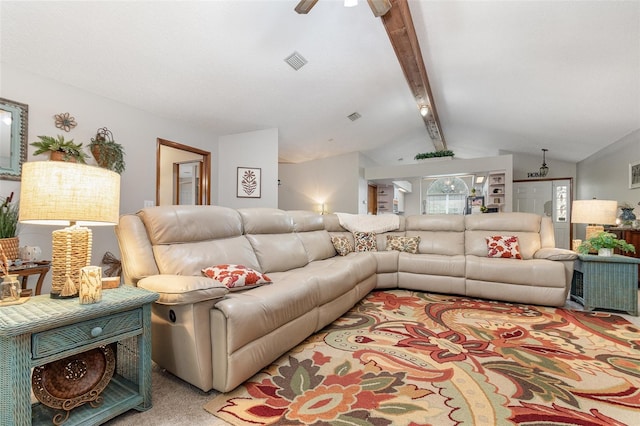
[237,167,261,198]
[630,161,640,189]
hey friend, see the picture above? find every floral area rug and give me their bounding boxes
[204,290,640,425]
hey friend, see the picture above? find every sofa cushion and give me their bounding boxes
[323,214,348,232]
[293,258,358,306]
[353,231,377,252]
[331,235,353,256]
[137,275,228,305]
[399,253,466,277]
[465,213,542,260]
[245,233,309,273]
[466,255,566,288]
[405,214,465,256]
[213,274,320,353]
[386,235,421,254]
[140,205,243,245]
[486,236,522,259]
[534,247,578,261]
[288,210,325,232]
[202,264,272,290]
[296,230,336,261]
[152,236,261,276]
[239,208,294,234]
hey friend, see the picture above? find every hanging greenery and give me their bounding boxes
[89,127,126,174]
[414,150,455,160]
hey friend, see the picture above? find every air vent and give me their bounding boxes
[284,51,308,70]
[347,112,361,121]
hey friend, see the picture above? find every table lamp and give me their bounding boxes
[19,161,120,298]
[571,199,618,240]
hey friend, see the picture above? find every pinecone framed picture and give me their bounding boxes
[237,167,261,198]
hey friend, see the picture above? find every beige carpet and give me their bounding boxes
[104,363,226,426]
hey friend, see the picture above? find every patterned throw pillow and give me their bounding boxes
[202,264,272,290]
[385,235,421,254]
[486,236,522,259]
[353,231,377,252]
[331,236,353,256]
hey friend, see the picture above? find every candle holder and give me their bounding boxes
[79,266,102,304]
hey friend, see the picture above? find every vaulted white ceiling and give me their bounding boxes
[2,1,638,165]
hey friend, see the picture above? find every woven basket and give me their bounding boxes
[0,237,19,261]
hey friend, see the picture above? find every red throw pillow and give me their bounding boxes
[202,264,272,289]
[486,236,522,259]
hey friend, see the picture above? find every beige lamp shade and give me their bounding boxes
[571,199,618,242]
[19,161,120,226]
[571,199,618,225]
[19,161,120,298]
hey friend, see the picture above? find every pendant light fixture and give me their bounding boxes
[539,148,549,177]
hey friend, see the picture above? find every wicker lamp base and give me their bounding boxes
[51,226,92,298]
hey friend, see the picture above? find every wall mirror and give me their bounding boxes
[156,138,211,206]
[0,97,28,181]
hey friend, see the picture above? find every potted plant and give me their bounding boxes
[89,127,126,174]
[414,150,455,161]
[577,231,636,256]
[0,193,20,260]
[30,135,88,163]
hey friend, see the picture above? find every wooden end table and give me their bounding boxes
[1,261,51,295]
[570,254,639,316]
[0,285,159,425]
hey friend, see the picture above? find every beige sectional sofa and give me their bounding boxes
[116,205,576,393]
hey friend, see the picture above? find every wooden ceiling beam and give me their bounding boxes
[381,0,446,151]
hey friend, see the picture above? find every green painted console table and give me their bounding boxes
[570,254,639,316]
[0,285,159,425]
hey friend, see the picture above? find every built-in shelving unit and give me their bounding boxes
[377,185,394,214]
[486,171,506,212]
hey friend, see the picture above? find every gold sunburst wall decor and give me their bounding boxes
[54,112,77,132]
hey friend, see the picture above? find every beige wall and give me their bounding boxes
[0,64,217,294]
[574,128,640,238]
[278,152,361,214]
[218,128,279,209]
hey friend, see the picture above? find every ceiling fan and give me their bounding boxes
[295,0,392,17]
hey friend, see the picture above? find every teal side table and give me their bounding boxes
[571,254,639,316]
[0,285,159,426]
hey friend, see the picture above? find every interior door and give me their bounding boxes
[513,180,571,249]
[367,185,377,215]
[513,181,551,216]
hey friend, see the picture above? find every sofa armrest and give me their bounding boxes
[137,274,228,305]
[533,248,578,261]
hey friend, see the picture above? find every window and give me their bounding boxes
[425,177,469,214]
[554,183,568,222]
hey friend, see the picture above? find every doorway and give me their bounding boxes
[367,184,377,215]
[156,138,211,206]
[513,179,572,249]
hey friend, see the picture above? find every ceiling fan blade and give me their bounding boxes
[295,0,320,14]
[367,0,392,17]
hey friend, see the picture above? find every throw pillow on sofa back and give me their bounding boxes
[330,236,354,256]
[202,264,272,290]
[485,236,522,259]
[353,231,377,252]
[385,235,421,254]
